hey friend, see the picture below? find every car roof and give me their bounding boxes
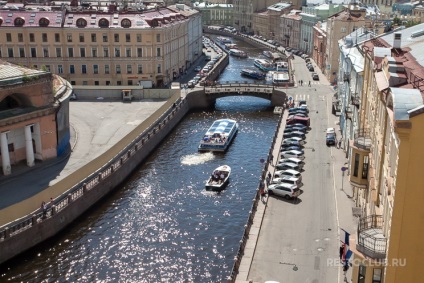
[283,169,301,174]
[285,150,303,154]
[270,183,296,189]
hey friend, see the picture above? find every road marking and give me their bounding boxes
[327,92,341,283]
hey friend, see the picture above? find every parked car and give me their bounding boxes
[298,105,309,112]
[274,169,302,181]
[326,133,336,146]
[275,162,301,171]
[298,100,307,106]
[271,176,302,188]
[283,131,306,140]
[312,73,319,80]
[194,66,202,72]
[288,113,308,119]
[280,145,304,153]
[278,157,304,168]
[282,137,305,146]
[286,124,308,132]
[280,150,305,160]
[289,109,308,116]
[308,66,315,72]
[267,183,300,199]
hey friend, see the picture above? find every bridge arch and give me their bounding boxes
[185,84,288,109]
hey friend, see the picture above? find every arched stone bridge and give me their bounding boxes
[184,83,288,109]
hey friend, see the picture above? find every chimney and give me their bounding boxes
[393,32,402,49]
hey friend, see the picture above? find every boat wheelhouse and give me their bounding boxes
[272,71,290,85]
[263,50,273,59]
[199,119,238,152]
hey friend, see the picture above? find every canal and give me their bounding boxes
[1,39,280,283]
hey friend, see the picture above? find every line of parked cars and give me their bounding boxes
[267,101,310,200]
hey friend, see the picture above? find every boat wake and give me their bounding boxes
[180,152,215,165]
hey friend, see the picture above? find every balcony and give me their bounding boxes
[353,128,371,150]
[351,95,360,107]
[357,215,387,259]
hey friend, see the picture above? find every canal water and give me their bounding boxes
[0,39,279,283]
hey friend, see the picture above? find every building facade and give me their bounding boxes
[193,2,234,27]
[344,24,424,283]
[312,21,327,73]
[325,7,366,84]
[0,4,202,87]
[279,11,302,50]
[232,0,281,33]
[253,2,292,38]
[0,61,72,175]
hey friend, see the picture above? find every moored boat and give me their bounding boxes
[205,165,231,192]
[272,71,290,85]
[199,119,238,152]
[229,49,248,58]
[225,43,238,50]
[254,59,275,72]
[263,50,273,59]
[240,68,266,80]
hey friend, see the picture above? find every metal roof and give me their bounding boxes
[0,61,46,80]
[391,87,423,121]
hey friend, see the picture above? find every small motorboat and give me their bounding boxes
[205,165,231,192]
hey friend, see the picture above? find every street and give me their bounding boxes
[246,55,356,283]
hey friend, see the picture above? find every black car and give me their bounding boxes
[283,131,306,139]
[326,133,336,146]
[286,124,307,131]
[285,126,307,133]
[308,66,315,72]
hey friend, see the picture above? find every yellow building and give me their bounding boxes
[349,25,424,283]
[0,4,202,87]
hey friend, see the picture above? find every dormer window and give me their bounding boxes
[14,17,25,26]
[151,19,158,27]
[39,17,50,27]
[99,18,109,28]
[76,18,87,28]
[121,18,131,28]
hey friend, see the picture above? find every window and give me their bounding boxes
[55,33,60,42]
[157,64,161,73]
[82,81,88,85]
[82,65,87,74]
[126,33,130,42]
[105,64,110,74]
[137,48,142,57]
[31,48,36,58]
[156,34,160,42]
[372,269,382,283]
[353,153,360,177]
[6,33,12,42]
[128,80,133,85]
[115,48,120,57]
[71,81,76,85]
[117,81,122,86]
[18,33,23,42]
[67,34,72,42]
[137,64,143,74]
[156,47,161,57]
[45,65,51,72]
[116,65,121,74]
[19,48,25,57]
[341,27,346,33]
[56,48,62,57]
[8,48,13,58]
[137,34,142,42]
[29,33,35,42]
[80,47,86,57]
[94,81,99,86]
[102,34,108,42]
[103,47,109,57]
[106,81,110,85]
[362,156,369,179]
[68,47,74,57]
[114,33,119,42]
[79,34,84,42]
[58,65,63,74]
[43,47,49,57]
[70,65,75,74]
[358,265,366,283]
[42,33,48,42]
[93,64,98,74]
[92,48,97,57]
[127,64,132,74]
[126,48,131,57]
[91,33,97,42]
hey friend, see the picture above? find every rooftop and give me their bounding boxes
[0,60,47,84]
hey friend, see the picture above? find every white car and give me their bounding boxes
[271,176,302,188]
[274,169,302,181]
[278,157,304,168]
[326,128,336,135]
[267,183,300,199]
[282,137,305,145]
[280,150,305,160]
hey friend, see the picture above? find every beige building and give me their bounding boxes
[347,25,424,283]
[279,11,302,49]
[0,4,202,87]
[253,2,292,39]
[233,0,281,33]
[325,6,365,84]
[0,60,72,175]
[312,21,327,73]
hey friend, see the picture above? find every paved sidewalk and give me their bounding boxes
[236,109,289,282]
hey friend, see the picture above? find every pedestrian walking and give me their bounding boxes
[308,81,311,87]
[339,244,344,261]
[300,80,303,86]
[338,138,342,149]
[266,175,271,187]
[269,154,274,165]
[41,201,47,219]
[260,187,266,202]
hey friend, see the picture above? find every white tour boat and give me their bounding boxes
[198,119,238,152]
